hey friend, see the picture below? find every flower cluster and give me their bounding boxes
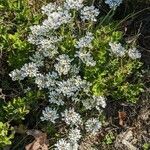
[61,108,82,126]
[9,62,38,81]
[82,95,106,111]
[64,0,84,10]
[9,1,105,148]
[85,118,102,134]
[9,0,141,149]
[109,42,141,59]
[55,139,71,150]
[109,42,126,57]
[81,6,100,22]
[54,54,73,76]
[105,0,123,8]
[75,49,96,66]
[55,126,82,150]
[40,107,58,123]
[128,47,141,59]
[41,3,57,15]
[75,32,94,49]
[68,128,81,143]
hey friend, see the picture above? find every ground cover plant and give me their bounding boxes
[0,0,149,149]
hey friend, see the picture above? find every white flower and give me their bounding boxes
[45,72,58,88]
[54,54,73,76]
[56,76,87,97]
[70,65,80,76]
[61,108,82,125]
[28,34,44,45]
[40,107,59,123]
[93,96,107,109]
[82,95,106,110]
[42,10,71,30]
[75,32,94,49]
[48,91,64,106]
[64,0,83,10]
[40,48,58,58]
[75,49,96,66]
[29,25,48,37]
[10,63,39,81]
[40,36,62,50]
[40,39,57,51]
[29,51,44,67]
[9,62,38,81]
[109,42,126,57]
[47,71,59,79]
[28,25,48,44]
[85,118,101,134]
[56,80,76,97]
[38,36,62,58]
[35,74,46,89]
[73,75,87,89]
[81,6,100,22]
[68,128,81,143]
[82,98,93,110]
[21,62,38,78]
[41,3,57,15]
[105,0,123,8]
[128,47,141,59]
[55,139,71,150]
[9,69,26,81]
[70,143,79,150]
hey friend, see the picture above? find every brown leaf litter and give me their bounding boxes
[25,129,49,150]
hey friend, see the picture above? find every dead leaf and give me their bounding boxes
[118,111,127,127]
[25,129,49,150]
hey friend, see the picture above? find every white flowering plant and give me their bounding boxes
[8,0,144,149]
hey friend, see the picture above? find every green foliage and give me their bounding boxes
[3,97,29,121]
[0,0,45,135]
[103,132,116,145]
[1,89,45,122]
[143,143,150,150]
[84,24,143,103]
[0,0,42,68]
[0,122,14,148]
[0,0,47,140]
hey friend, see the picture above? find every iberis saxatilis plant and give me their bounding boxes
[9,0,143,149]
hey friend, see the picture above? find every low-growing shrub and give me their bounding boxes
[7,0,144,149]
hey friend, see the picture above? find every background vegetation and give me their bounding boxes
[0,0,149,149]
